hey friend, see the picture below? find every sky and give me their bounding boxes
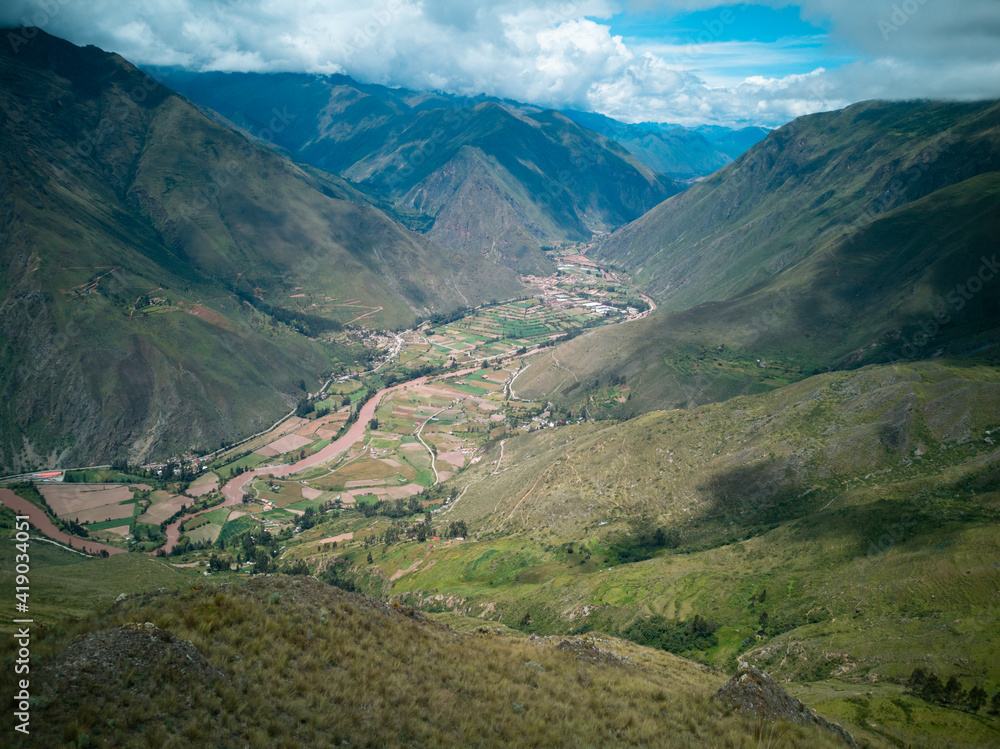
[3,0,1000,127]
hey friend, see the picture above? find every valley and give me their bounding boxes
[2,24,999,749]
[6,245,1000,747]
[11,247,650,556]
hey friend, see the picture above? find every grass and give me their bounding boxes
[1,575,853,748]
[83,518,134,531]
[221,452,271,474]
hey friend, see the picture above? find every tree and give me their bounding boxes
[367,551,373,564]
[909,667,928,693]
[943,675,965,706]
[989,691,1000,715]
[966,685,988,713]
[757,611,769,634]
[253,548,271,575]
[921,672,944,704]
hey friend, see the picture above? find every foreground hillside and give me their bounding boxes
[0,31,522,472]
[0,573,850,748]
[515,101,1000,413]
[362,360,999,747]
[150,69,680,272]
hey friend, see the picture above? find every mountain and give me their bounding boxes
[147,70,681,272]
[692,124,773,159]
[560,110,769,178]
[0,30,523,472]
[597,100,1000,310]
[514,100,1000,414]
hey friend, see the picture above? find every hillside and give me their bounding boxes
[148,70,680,272]
[0,30,523,472]
[383,360,1000,747]
[597,99,1000,310]
[90,357,1000,746]
[0,570,852,748]
[513,101,1000,413]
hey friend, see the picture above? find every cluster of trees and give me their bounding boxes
[296,505,332,531]
[381,362,441,387]
[209,526,284,574]
[295,397,315,418]
[443,519,468,538]
[357,513,469,553]
[594,374,627,388]
[354,483,458,519]
[624,613,719,655]
[155,536,215,557]
[357,495,426,519]
[64,459,195,490]
[908,668,998,713]
[208,553,233,571]
[321,558,360,592]
[207,545,309,576]
[63,518,89,537]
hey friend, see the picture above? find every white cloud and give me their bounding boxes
[2,0,998,126]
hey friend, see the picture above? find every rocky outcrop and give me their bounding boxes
[713,662,856,748]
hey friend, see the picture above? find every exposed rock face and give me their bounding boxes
[713,662,856,748]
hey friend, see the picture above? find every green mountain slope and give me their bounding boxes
[0,31,522,472]
[148,70,680,271]
[389,360,1000,747]
[597,100,1000,311]
[514,101,1000,414]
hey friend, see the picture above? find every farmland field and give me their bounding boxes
[39,484,134,516]
[137,490,189,525]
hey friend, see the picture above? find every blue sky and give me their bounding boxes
[607,5,855,84]
[3,1,999,127]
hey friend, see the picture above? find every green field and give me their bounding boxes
[218,514,259,543]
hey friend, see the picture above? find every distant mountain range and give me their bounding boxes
[560,110,769,179]
[0,31,523,472]
[516,99,1000,413]
[147,69,688,272]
